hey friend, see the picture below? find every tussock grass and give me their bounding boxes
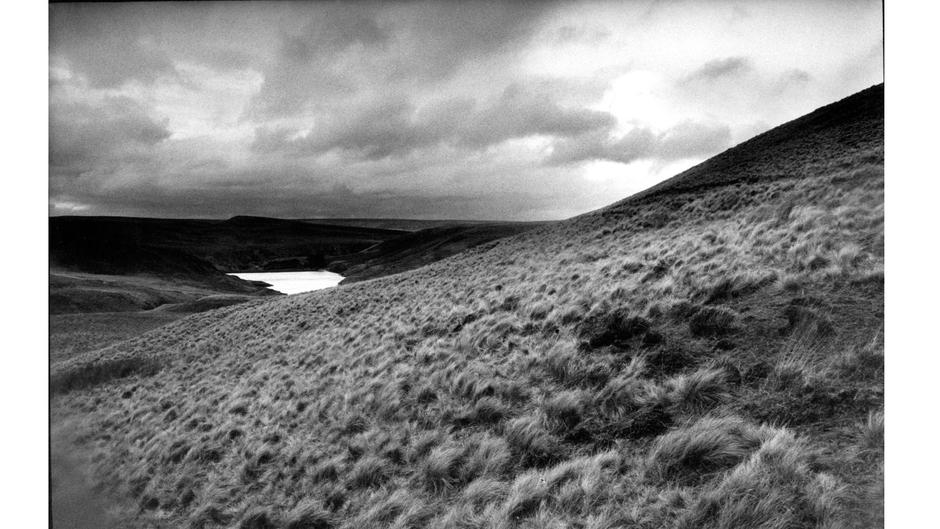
[699,270,779,304]
[646,416,773,485]
[541,342,611,388]
[505,414,565,469]
[674,430,838,529]
[420,445,467,493]
[688,305,739,337]
[542,389,588,432]
[859,410,884,453]
[51,354,161,394]
[346,455,391,489]
[50,86,884,527]
[744,337,883,427]
[578,308,651,348]
[662,368,731,414]
[284,500,334,529]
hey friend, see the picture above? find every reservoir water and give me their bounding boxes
[228,270,344,295]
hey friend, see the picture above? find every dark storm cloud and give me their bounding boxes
[457,84,616,148]
[548,121,732,165]
[252,97,442,160]
[246,1,556,119]
[50,3,179,87]
[50,97,171,173]
[244,7,389,119]
[50,2,279,86]
[684,57,752,83]
[197,47,257,73]
[284,9,389,58]
[381,1,557,80]
[253,83,616,160]
[48,1,884,220]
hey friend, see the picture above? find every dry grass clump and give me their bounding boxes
[661,368,731,414]
[188,504,234,529]
[744,339,883,427]
[782,303,836,338]
[688,305,739,337]
[51,354,161,394]
[674,430,840,529]
[645,416,773,485]
[859,410,884,453]
[237,507,278,529]
[504,414,566,469]
[283,500,334,529]
[577,308,652,348]
[541,389,589,432]
[477,450,622,525]
[541,342,611,388]
[50,311,184,361]
[346,455,391,490]
[419,444,470,493]
[698,270,779,304]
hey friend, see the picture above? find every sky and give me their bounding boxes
[49,0,883,221]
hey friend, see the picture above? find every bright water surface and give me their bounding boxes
[228,270,344,295]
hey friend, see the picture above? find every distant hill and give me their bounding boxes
[50,215,404,275]
[52,84,884,528]
[49,215,405,313]
[331,222,550,283]
[299,218,508,232]
[49,215,544,316]
[50,215,546,294]
[618,83,883,202]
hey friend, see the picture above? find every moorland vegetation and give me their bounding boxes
[50,84,884,528]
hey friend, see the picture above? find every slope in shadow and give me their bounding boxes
[332,222,550,283]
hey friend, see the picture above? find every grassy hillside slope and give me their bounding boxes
[51,84,883,528]
[49,271,269,314]
[50,311,184,362]
[331,223,549,283]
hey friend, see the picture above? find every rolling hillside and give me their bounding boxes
[51,84,884,528]
[48,216,403,314]
[49,211,543,364]
[331,222,548,283]
[50,215,405,275]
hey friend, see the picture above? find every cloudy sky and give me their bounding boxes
[49,1,883,220]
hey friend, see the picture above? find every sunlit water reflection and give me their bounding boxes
[228,270,344,295]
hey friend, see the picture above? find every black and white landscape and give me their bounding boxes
[49,2,884,528]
